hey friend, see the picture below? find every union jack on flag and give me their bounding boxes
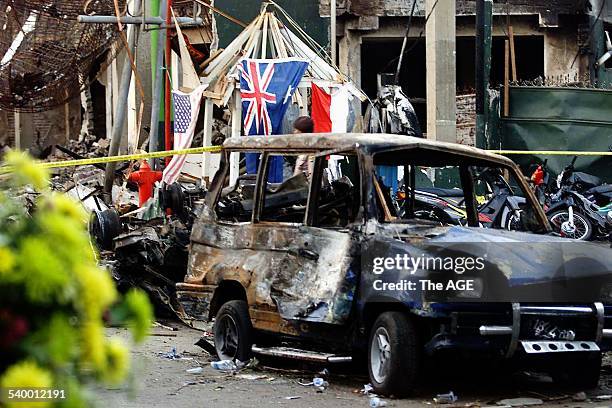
[238,58,308,136]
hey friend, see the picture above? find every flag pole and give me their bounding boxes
[164,0,173,165]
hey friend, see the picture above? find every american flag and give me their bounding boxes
[162,84,206,185]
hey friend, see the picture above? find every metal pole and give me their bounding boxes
[330,0,336,64]
[475,0,492,149]
[103,0,143,202]
[395,0,418,84]
[149,0,167,169]
[77,15,201,25]
[164,0,173,165]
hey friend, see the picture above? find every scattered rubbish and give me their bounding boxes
[496,397,543,406]
[298,377,328,392]
[359,384,374,395]
[572,391,587,401]
[235,374,267,381]
[285,396,301,400]
[158,347,192,361]
[369,396,388,407]
[154,321,178,331]
[318,368,330,378]
[194,336,217,356]
[159,347,180,359]
[595,395,612,401]
[210,360,237,371]
[150,333,178,337]
[186,367,203,374]
[210,359,247,372]
[434,391,458,404]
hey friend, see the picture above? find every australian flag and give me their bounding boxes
[238,58,309,182]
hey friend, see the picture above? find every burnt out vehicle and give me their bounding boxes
[176,134,612,396]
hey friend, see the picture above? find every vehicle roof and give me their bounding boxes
[222,133,516,167]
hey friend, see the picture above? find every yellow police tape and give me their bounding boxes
[0,146,223,174]
[0,146,610,175]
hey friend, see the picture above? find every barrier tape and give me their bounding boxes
[491,150,612,156]
[0,146,609,175]
[0,146,223,174]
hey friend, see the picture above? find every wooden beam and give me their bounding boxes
[504,39,510,117]
[509,25,517,82]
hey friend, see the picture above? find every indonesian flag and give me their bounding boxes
[162,84,207,185]
[311,83,350,133]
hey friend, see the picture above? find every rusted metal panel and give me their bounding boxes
[188,219,356,325]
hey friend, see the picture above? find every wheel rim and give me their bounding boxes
[215,314,239,360]
[550,212,589,240]
[370,327,392,383]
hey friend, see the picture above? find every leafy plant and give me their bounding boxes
[0,152,153,407]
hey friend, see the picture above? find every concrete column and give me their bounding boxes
[338,27,363,132]
[425,0,456,143]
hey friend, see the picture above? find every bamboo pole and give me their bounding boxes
[509,25,517,81]
[504,39,510,117]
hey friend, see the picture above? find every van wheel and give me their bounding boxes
[214,300,253,361]
[368,312,420,397]
[551,352,601,389]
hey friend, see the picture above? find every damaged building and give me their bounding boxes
[319,0,612,145]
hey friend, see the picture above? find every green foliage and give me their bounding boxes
[0,152,154,407]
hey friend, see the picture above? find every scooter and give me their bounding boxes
[394,168,525,230]
[540,157,612,241]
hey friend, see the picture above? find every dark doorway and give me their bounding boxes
[360,37,427,127]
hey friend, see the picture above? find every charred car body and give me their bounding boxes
[176,134,612,396]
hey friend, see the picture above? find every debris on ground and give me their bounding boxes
[186,367,203,374]
[298,377,329,392]
[284,396,301,400]
[194,336,217,356]
[496,397,543,406]
[210,359,248,372]
[369,396,388,407]
[434,391,458,404]
[158,347,193,361]
[572,391,587,401]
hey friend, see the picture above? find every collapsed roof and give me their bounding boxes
[198,1,366,107]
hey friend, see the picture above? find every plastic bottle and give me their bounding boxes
[210,360,237,371]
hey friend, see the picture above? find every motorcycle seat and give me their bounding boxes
[417,187,465,198]
[586,184,612,195]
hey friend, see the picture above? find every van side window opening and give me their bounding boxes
[312,154,361,228]
[259,153,310,224]
[215,151,262,223]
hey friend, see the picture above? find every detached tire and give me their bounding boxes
[213,300,253,361]
[368,312,421,397]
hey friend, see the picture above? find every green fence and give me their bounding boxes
[491,86,612,182]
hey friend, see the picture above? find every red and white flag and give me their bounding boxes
[311,83,350,133]
[162,84,206,185]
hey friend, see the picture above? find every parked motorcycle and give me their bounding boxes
[531,157,612,241]
[393,167,525,230]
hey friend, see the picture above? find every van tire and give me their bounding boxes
[368,312,420,397]
[213,300,253,362]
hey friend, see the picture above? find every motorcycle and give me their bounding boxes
[532,157,612,241]
[393,167,525,230]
